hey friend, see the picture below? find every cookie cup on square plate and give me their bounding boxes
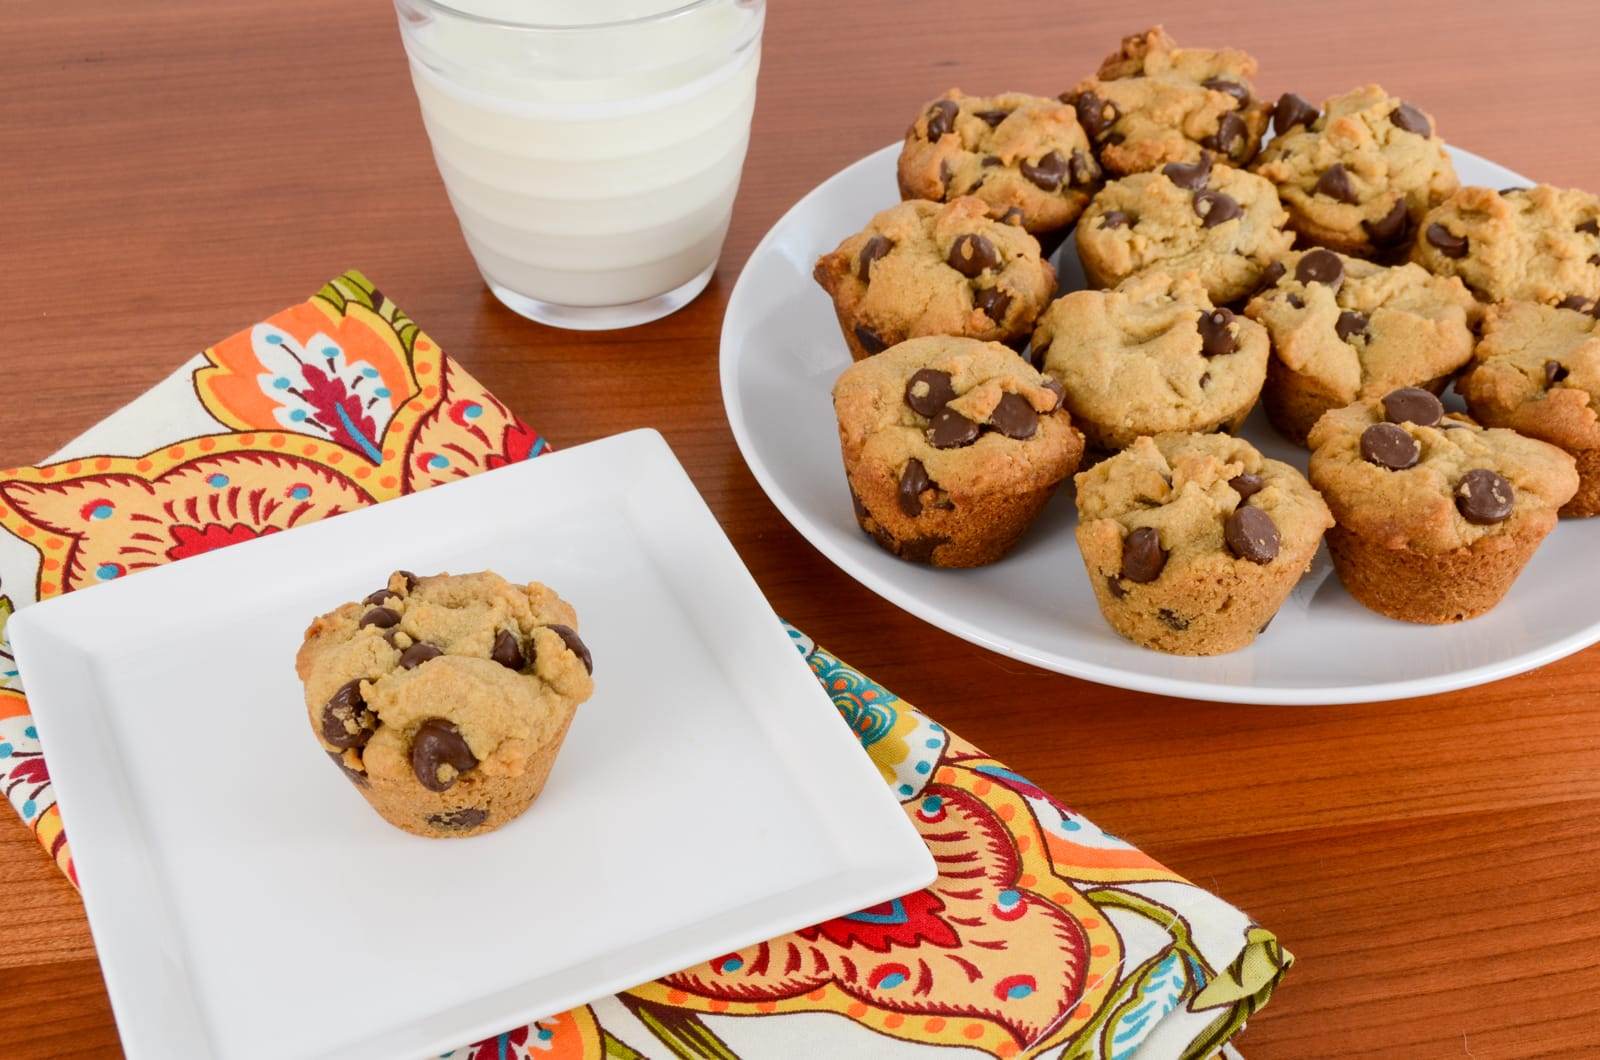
[832,335,1084,568]
[1307,395,1578,624]
[298,570,595,838]
[1459,300,1600,516]
[1074,432,1332,656]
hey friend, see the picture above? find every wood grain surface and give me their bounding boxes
[3,2,1600,1056]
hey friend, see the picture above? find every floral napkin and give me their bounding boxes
[0,272,1288,1059]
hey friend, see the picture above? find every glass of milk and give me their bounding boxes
[394,0,765,330]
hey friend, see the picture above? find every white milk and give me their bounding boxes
[396,0,764,324]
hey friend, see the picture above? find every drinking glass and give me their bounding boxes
[394,0,765,329]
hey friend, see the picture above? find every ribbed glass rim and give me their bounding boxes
[401,0,727,31]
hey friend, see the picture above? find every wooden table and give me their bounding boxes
[4,2,1599,1056]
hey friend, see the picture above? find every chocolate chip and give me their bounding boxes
[321,680,372,750]
[1099,210,1133,229]
[1193,190,1242,228]
[1199,371,1212,388]
[981,155,1002,167]
[974,286,1012,323]
[1456,469,1515,525]
[1382,387,1444,427]
[1578,219,1600,236]
[1230,473,1266,501]
[928,407,980,449]
[1198,308,1238,356]
[1225,506,1281,564]
[410,718,478,792]
[1287,293,1306,309]
[1363,198,1410,246]
[937,160,954,199]
[491,629,526,670]
[1020,151,1068,191]
[1272,93,1319,135]
[359,606,400,629]
[998,206,1026,227]
[383,628,405,648]
[1425,223,1469,259]
[1203,78,1251,107]
[857,235,893,282]
[1256,261,1286,292]
[1295,248,1344,287]
[363,588,396,605]
[427,808,488,830]
[925,99,959,140]
[1106,576,1127,599]
[399,641,442,669]
[395,571,418,592]
[904,368,956,417]
[1121,526,1166,583]
[1591,255,1600,268]
[1162,152,1213,190]
[974,108,1010,127]
[1361,422,1420,470]
[1201,113,1248,160]
[548,624,594,674]
[854,324,889,355]
[1068,148,1101,186]
[989,393,1038,439]
[1041,378,1066,410]
[327,750,368,787]
[1556,295,1593,313]
[1390,102,1431,136]
[1073,92,1119,141]
[898,458,932,517]
[1335,310,1370,342]
[1314,163,1358,205]
[1158,608,1189,631]
[947,233,1001,277]
[1546,360,1570,386]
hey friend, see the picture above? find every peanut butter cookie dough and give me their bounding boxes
[1063,26,1272,176]
[897,90,1100,248]
[1074,433,1332,655]
[1411,184,1600,306]
[1032,271,1268,450]
[1244,248,1480,446]
[1253,84,1458,258]
[1075,152,1292,305]
[814,197,1057,360]
[833,335,1084,567]
[1307,395,1577,623]
[1459,300,1600,516]
[297,570,595,838]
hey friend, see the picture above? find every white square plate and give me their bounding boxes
[9,429,935,1060]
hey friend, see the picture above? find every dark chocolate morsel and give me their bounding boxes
[1193,190,1242,228]
[1225,506,1280,564]
[359,606,401,629]
[1295,248,1344,287]
[548,623,594,675]
[491,629,527,670]
[1382,387,1444,427]
[1455,469,1515,525]
[857,234,893,282]
[321,680,372,750]
[427,808,488,830]
[927,407,981,449]
[1361,422,1421,470]
[1198,308,1238,356]
[399,641,442,670]
[1121,526,1167,583]
[1272,92,1319,135]
[988,392,1039,440]
[1362,198,1410,246]
[854,324,890,355]
[904,368,957,417]
[898,458,932,517]
[1425,223,1469,259]
[410,718,478,793]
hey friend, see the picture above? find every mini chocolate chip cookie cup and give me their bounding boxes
[297,571,596,838]
[832,336,1084,568]
[1307,398,1579,624]
[1073,433,1332,655]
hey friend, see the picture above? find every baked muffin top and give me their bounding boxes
[1033,271,1268,449]
[897,90,1099,235]
[1412,184,1600,306]
[832,335,1081,497]
[297,570,594,790]
[1244,248,1479,404]
[1459,300,1600,451]
[1063,26,1272,175]
[1076,432,1332,582]
[1076,152,1292,304]
[1307,394,1578,552]
[1252,84,1458,256]
[813,197,1057,354]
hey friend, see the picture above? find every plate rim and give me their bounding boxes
[718,142,1600,706]
[9,428,937,1060]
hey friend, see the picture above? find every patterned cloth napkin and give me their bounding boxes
[0,272,1288,1059]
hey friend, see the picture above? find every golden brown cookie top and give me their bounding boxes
[1033,272,1268,448]
[1253,84,1458,256]
[814,197,1057,353]
[1064,26,1272,175]
[1460,300,1600,451]
[1244,248,1479,404]
[1075,432,1332,580]
[1412,184,1600,306]
[296,570,594,789]
[832,335,1081,496]
[1076,153,1292,305]
[1307,395,1578,552]
[896,90,1099,235]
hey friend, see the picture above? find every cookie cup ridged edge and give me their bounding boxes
[1325,522,1553,624]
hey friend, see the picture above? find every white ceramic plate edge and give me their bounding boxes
[719,143,1600,705]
